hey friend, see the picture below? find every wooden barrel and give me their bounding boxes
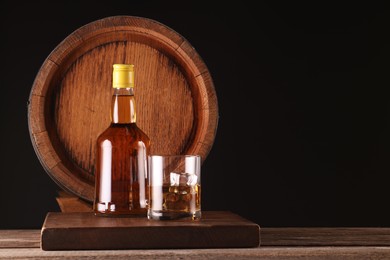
[28,16,218,203]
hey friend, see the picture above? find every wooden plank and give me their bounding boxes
[261,227,390,246]
[55,191,93,212]
[40,211,260,250]
[0,230,40,248]
[1,247,390,259]
[3,227,390,249]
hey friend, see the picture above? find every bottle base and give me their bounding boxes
[94,202,147,217]
[94,210,147,218]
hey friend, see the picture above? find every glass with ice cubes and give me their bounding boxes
[147,155,201,220]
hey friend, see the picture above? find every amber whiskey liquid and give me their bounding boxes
[148,183,201,220]
[94,65,150,216]
[164,183,200,211]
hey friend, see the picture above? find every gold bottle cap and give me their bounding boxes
[112,64,134,88]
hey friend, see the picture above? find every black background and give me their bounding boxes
[0,1,389,228]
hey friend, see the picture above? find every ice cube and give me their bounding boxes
[186,173,198,186]
[170,172,180,186]
[171,172,198,187]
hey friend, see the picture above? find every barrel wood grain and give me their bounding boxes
[28,16,218,202]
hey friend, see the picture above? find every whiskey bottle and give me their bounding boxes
[94,64,150,216]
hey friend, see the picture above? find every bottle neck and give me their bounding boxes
[111,88,136,124]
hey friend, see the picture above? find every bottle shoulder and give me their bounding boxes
[97,123,150,144]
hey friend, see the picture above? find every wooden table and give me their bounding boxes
[1,228,390,259]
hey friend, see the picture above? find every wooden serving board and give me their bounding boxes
[41,211,260,250]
